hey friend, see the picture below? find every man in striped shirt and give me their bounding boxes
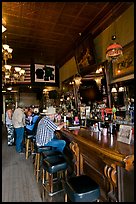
[36,114,66,153]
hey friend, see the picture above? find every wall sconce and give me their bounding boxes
[95,77,102,85]
[43,88,48,94]
[73,74,82,86]
[69,81,74,85]
[111,87,117,93]
[96,66,103,74]
[118,86,125,92]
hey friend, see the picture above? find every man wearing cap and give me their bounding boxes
[36,114,66,153]
[12,102,26,153]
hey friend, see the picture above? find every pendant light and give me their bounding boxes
[106,35,123,61]
[106,10,123,61]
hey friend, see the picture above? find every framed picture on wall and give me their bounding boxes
[75,34,96,75]
[112,40,134,80]
[35,64,55,83]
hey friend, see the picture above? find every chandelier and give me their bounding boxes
[2,65,26,84]
[2,36,25,84]
[2,43,13,61]
[106,35,123,61]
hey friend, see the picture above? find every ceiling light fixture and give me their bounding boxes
[2,36,25,84]
[2,65,26,84]
[106,10,123,61]
[106,35,123,61]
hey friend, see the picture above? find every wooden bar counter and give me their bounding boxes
[57,127,134,202]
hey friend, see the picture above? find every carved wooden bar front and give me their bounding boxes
[69,141,80,176]
[104,164,117,202]
[59,128,134,202]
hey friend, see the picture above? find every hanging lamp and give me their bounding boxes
[106,35,123,61]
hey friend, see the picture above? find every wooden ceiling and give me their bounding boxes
[2,2,132,67]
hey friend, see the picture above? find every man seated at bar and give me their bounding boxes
[35,114,66,153]
[25,109,39,135]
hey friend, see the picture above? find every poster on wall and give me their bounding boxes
[35,64,55,83]
[75,34,96,75]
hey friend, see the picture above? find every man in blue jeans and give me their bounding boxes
[12,102,26,153]
[36,114,66,153]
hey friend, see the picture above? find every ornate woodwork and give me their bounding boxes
[58,127,134,202]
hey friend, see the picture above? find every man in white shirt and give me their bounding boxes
[12,102,26,153]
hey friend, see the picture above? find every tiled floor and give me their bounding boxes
[2,125,65,202]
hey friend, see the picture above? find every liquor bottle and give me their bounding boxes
[112,105,116,120]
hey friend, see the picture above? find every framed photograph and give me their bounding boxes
[112,41,134,80]
[75,34,96,75]
[117,125,132,144]
[35,64,55,83]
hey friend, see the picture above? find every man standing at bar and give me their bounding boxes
[12,102,26,153]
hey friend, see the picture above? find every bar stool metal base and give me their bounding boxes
[43,176,64,196]
[42,155,68,198]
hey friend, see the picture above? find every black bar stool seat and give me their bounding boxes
[43,154,67,174]
[65,174,100,202]
[35,145,52,153]
[25,133,36,159]
[42,149,63,159]
[42,154,68,196]
[26,134,34,139]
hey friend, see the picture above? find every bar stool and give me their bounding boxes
[34,143,64,182]
[34,144,53,182]
[64,174,100,202]
[42,154,68,197]
[25,133,35,159]
[64,141,100,202]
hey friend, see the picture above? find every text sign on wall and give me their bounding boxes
[35,64,55,83]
